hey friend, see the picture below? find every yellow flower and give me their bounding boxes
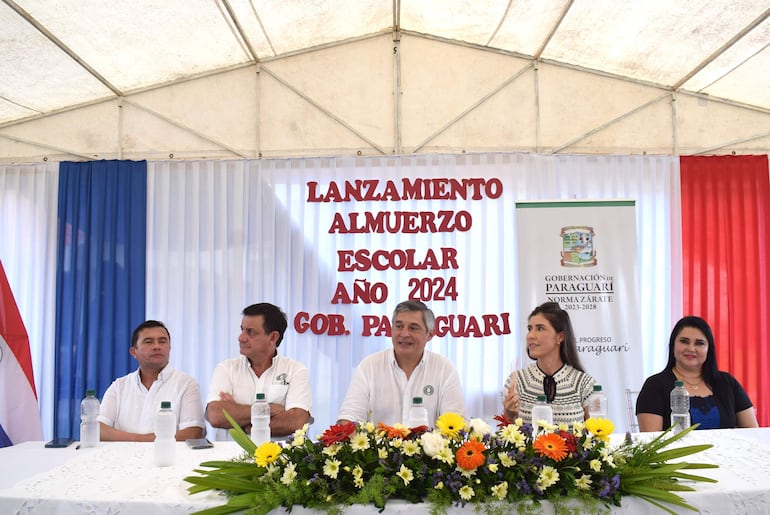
[590,459,602,472]
[323,458,341,478]
[402,440,421,456]
[575,474,593,490]
[378,447,388,459]
[322,443,343,456]
[254,442,282,467]
[488,463,499,473]
[280,462,297,485]
[363,421,376,433]
[436,412,466,439]
[459,485,475,500]
[499,424,522,445]
[435,446,455,465]
[491,481,508,500]
[498,452,516,467]
[585,417,614,442]
[537,465,559,489]
[350,431,370,451]
[396,464,413,485]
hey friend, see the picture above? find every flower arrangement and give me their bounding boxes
[185,412,717,515]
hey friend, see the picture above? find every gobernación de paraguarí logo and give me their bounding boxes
[560,226,597,267]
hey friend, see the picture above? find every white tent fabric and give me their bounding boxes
[0,1,768,161]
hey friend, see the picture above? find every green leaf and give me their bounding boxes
[222,409,257,455]
[189,505,248,515]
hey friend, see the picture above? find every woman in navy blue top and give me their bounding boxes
[635,316,758,432]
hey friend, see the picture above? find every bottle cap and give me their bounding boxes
[536,394,547,402]
[674,380,684,387]
[256,393,266,400]
[85,389,95,396]
[412,397,423,404]
[160,401,171,409]
[593,385,602,392]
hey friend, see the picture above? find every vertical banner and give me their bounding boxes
[515,200,643,431]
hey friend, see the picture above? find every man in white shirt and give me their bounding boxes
[337,300,466,426]
[205,303,312,438]
[98,320,205,441]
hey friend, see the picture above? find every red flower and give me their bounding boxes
[493,413,513,428]
[558,430,578,454]
[456,440,487,471]
[408,425,429,437]
[319,421,356,446]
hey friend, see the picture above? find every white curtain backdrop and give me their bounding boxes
[0,163,59,439]
[146,153,682,436]
[0,153,681,439]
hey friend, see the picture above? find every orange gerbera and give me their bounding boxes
[456,440,486,471]
[533,433,569,462]
[376,422,409,439]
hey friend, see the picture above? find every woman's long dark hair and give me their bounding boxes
[528,302,586,372]
[664,315,719,387]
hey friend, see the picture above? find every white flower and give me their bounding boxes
[402,439,421,456]
[396,464,413,485]
[322,443,342,456]
[459,485,475,500]
[280,462,297,485]
[468,418,492,438]
[491,481,508,500]
[350,431,370,451]
[575,474,593,490]
[537,465,559,489]
[323,458,341,479]
[352,464,364,488]
[498,452,516,467]
[435,446,455,465]
[420,431,446,457]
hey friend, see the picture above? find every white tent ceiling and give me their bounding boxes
[1,0,768,160]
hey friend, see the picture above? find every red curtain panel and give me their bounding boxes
[680,155,770,427]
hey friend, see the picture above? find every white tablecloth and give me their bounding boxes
[1,428,768,514]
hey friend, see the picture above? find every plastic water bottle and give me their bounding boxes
[531,394,553,437]
[79,389,100,448]
[154,401,176,466]
[250,393,271,445]
[587,384,608,419]
[407,396,429,428]
[670,380,691,434]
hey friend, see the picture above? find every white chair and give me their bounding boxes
[625,388,640,433]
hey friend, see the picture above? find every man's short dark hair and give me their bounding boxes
[131,320,170,347]
[242,303,288,347]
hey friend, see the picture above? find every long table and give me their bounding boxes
[1,428,769,514]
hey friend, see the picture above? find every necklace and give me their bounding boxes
[673,367,703,390]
